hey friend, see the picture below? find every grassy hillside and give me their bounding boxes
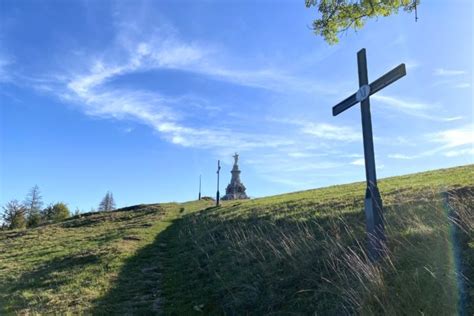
[1,165,473,315]
[0,201,213,314]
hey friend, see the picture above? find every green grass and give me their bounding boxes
[0,165,473,314]
[0,200,213,314]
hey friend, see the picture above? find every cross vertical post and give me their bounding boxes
[216,160,221,207]
[357,49,385,261]
[331,48,406,262]
[198,174,202,201]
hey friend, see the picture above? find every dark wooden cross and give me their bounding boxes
[216,160,221,207]
[198,174,202,201]
[332,48,406,261]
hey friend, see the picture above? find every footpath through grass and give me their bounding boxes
[0,200,213,314]
[0,164,473,314]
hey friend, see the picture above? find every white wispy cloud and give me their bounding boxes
[341,153,363,158]
[51,26,317,156]
[372,94,427,110]
[454,83,471,89]
[90,25,334,96]
[1,13,361,190]
[444,148,474,157]
[42,16,350,161]
[372,94,463,122]
[387,153,418,160]
[351,158,365,166]
[434,68,467,76]
[301,123,360,141]
[389,124,474,160]
[0,55,12,82]
[405,60,420,71]
[269,118,360,142]
[430,124,473,149]
[64,83,293,153]
[348,158,384,170]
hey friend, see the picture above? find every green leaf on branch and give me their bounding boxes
[306,0,420,44]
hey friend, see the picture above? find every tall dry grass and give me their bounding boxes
[177,188,472,314]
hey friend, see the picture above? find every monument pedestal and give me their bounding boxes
[222,153,248,200]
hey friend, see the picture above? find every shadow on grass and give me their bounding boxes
[1,251,104,313]
[90,223,173,314]
[91,191,472,315]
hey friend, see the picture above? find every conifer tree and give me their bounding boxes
[98,191,116,212]
[24,185,43,227]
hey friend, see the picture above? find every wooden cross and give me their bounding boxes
[216,160,221,207]
[332,48,406,261]
[198,174,202,201]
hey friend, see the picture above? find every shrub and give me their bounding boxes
[42,202,70,222]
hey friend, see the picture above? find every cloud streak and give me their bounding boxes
[351,158,365,166]
[454,83,471,89]
[430,124,473,149]
[269,118,360,142]
[372,94,463,122]
[301,123,360,141]
[0,55,13,82]
[54,27,321,156]
[45,17,350,162]
[434,68,467,76]
[388,124,474,160]
[387,153,418,160]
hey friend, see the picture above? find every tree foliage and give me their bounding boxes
[98,191,116,212]
[24,185,43,227]
[42,202,70,222]
[2,200,27,229]
[306,0,419,44]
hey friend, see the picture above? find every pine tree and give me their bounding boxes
[2,200,27,229]
[98,191,116,212]
[24,185,43,227]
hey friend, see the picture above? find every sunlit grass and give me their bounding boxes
[0,164,472,314]
[0,201,213,314]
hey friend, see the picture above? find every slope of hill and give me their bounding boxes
[0,165,473,314]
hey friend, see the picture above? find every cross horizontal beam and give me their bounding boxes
[332,63,406,116]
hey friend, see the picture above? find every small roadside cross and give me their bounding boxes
[216,160,221,207]
[332,48,406,261]
[198,174,202,201]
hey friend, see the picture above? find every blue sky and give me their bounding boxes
[0,0,472,212]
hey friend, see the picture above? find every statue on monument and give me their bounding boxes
[233,152,239,165]
[222,153,249,200]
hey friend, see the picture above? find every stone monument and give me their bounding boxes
[222,153,249,200]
